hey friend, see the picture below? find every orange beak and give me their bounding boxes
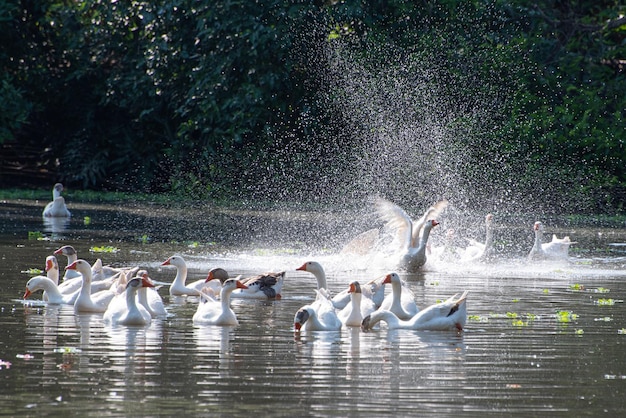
[295,263,306,271]
[23,289,32,299]
[66,261,78,270]
[161,258,171,266]
[382,274,392,284]
[45,258,54,272]
[236,281,248,290]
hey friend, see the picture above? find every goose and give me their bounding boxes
[161,256,207,296]
[295,261,385,309]
[67,259,118,313]
[42,183,71,218]
[103,276,154,326]
[193,278,248,326]
[294,290,342,332]
[132,271,167,317]
[338,281,377,327]
[362,291,468,331]
[23,258,81,305]
[376,198,445,272]
[528,221,576,261]
[231,271,285,300]
[460,213,495,262]
[377,273,419,320]
[54,245,81,281]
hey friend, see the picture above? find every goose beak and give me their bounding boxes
[161,258,171,266]
[141,275,155,288]
[45,259,54,272]
[23,289,32,299]
[382,274,393,285]
[236,281,248,290]
[295,263,307,271]
[66,261,78,270]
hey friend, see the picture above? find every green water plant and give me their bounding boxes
[89,245,119,253]
[556,310,579,323]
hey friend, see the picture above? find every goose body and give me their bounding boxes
[193,279,248,326]
[43,183,71,217]
[377,198,444,272]
[338,281,377,327]
[294,290,342,332]
[362,291,468,331]
[162,256,207,296]
[67,259,117,313]
[378,273,419,320]
[460,213,495,262]
[296,261,384,310]
[24,276,77,305]
[104,276,154,326]
[231,271,285,299]
[528,221,576,261]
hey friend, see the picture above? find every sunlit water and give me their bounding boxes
[1,199,626,416]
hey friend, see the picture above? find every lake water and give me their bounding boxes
[1,198,625,416]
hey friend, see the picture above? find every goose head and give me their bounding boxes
[54,245,77,257]
[294,307,311,331]
[206,267,229,284]
[161,255,185,268]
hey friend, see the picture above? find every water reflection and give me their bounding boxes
[42,216,71,237]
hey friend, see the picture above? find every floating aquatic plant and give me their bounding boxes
[83,216,91,225]
[618,329,626,334]
[21,268,43,275]
[556,310,579,323]
[575,329,584,335]
[594,287,610,293]
[27,231,45,240]
[468,315,489,322]
[543,289,549,294]
[511,319,526,327]
[569,284,585,291]
[506,312,518,318]
[89,245,119,253]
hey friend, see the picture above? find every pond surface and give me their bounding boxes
[1,198,626,416]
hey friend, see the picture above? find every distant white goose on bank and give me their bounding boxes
[43,183,71,218]
[103,276,155,326]
[193,278,248,326]
[362,291,469,331]
[376,197,445,272]
[528,221,576,261]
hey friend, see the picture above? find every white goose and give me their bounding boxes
[43,183,71,218]
[295,261,385,309]
[162,255,207,296]
[377,198,445,272]
[135,271,167,317]
[294,290,342,332]
[54,245,81,281]
[193,279,248,326]
[377,273,420,320]
[338,281,377,327]
[460,213,495,262]
[103,276,154,326]
[362,291,468,331]
[24,258,78,305]
[528,221,576,261]
[67,259,118,313]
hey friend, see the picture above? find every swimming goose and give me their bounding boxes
[377,273,419,320]
[338,281,377,327]
[294,290,342,332]
[54,245,81,281]
[162,255,207,296]
[67,259,118,313]
[103,276,154,326]
[295,261,385,309]
[362,291,468,331]
[528,221,576,261]
[460,213,495,262]
[193,278,248,326]
[231,271,285,299]
[135,271,167,317]
[42,183,71,217]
